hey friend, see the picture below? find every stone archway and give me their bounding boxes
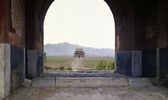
[0,0,168,99]
[28,0,138,77]
[34,0,140,76]
[24,0,168,82]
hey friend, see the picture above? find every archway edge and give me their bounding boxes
[31,0,137,77]
[34,0,135,51]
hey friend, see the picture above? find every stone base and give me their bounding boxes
[27,50,37,78]
[116,48,168,79]
[11,46,25,91]
[142,49,156,77]
[129,78,152,88]
[116,51,132,76]
[21,79,32,88]
[116,51,142,77]
[0,44,27,99]
[32,77,154,89]
[32,77,129,88]
[132,51,142,77]
[159,48,168,79]
[26,50,43,79]
[0,45,44,99]
[0,44,11,99]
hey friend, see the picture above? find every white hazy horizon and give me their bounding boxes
[45,42,115,49]
[44,0,115,49]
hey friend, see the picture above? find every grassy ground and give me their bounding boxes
[44,56,73,71]
[44,56,115,71]
[83,56,115,70]
[46,56,73,64]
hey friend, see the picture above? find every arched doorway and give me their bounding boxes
[43,0,115,72]
[1,0,168,99]
[25,0,138,77]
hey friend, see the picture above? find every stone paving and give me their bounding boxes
[70,58,85,71]
[3,72,168,100]
[32,77,129,88]
[4,86,168,100]
[3,76,168,100]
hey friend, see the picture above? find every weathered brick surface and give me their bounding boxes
[0,0,168,99]
[9,0,25,47]
[0,0,5,43]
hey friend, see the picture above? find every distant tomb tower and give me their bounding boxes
[74,48,85,58]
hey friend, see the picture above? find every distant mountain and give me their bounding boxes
[44,42,115,57]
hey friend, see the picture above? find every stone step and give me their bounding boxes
[55,77,129,87]
[42,71,126,77]
[32,77,129,88]
[129,78,152,88]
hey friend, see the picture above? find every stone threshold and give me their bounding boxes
[42,71,127,78]
[31,76,152,88]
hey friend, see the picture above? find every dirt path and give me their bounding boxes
[71,58,85,71]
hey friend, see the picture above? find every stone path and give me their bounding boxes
[5,86,168,100]
[4,76,168,100]
[70,58,85,71]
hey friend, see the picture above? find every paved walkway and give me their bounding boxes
[4,57,168,100]
[4,76,168,100]
[5,86,168,100]
[71,58,85,71]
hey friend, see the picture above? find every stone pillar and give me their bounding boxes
[116,51,132,76]
[0,44,11,99]
[116,50,142,77]
[10,46,25,91]
[26,50,43,79]
[131,51,142,77]
[159,48,168,79]
[27,50,37,78]
[142,49,156,77]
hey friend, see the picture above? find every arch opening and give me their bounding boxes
[43,0,116,72]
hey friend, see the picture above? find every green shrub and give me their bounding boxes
[108,60,115,70]
[96,60,106,70]
[44,65,52,70]
[96,60,115,70]
[59,66,65,70]
[66,67,73,70]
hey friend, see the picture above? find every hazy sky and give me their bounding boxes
[44,0,115,49]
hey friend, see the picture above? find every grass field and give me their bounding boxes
[83,56,115,70]
[44,56,73,71]
[44,56,115,71]
[45,56,73,64]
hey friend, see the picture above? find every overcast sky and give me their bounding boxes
[44,0,115,49]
